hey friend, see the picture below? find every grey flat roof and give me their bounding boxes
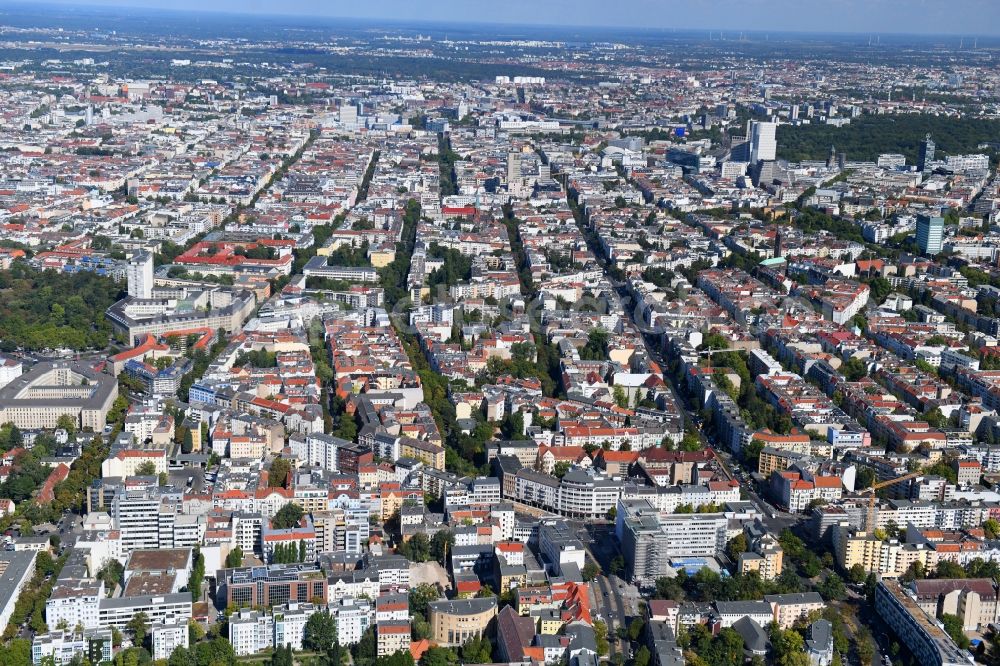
[428,596,497,616]
[99,592,191,609]
[0,551,36,601]
[0,361,116,410]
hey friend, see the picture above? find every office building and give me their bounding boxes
[97,593,191,629]
[556,467,623,520]
[749,120,777,163]
[507,151,522,186]
[944,154,990,172]
[0,356,22,389]
[106,286,255,345]
[124,548,192,595]
[428,597,498,646]
[339,104,358,127]
[111,486,164,551]
[537,520,587,578]
[918,134,936,172]
[0,361,117,431]
[916,215,945,255]
[616,499,728,586]
[223,563,328,609]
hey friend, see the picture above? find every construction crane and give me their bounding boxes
[864,471,923,533]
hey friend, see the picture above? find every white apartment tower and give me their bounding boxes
[127,251,154,299]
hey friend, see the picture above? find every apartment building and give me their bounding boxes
[31,628,113,666]
[911,578,1000,631]
[832,525,932,577]
[377,620,412,657]
[273,603,320,651]
[0,551,37,631]
[46,580,103,630]
[765,593,825,630]
[331,598,373,646]
[229,610,274,656]
[151,621,189,661]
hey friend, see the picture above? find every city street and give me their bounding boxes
[572,521,638,658]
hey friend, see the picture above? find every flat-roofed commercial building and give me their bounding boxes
[616,498,728,586]
[106,287,255,345]
[97,593,192,629]
[615,500,729,585]
[223,563,328,609]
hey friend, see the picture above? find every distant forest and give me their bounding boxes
[776,114,1000,164]
[0,46,571,85]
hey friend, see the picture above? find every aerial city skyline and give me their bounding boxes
[0,4,998,666]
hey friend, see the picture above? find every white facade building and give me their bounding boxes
[273,603,317,651]
[750,121,777,163]
[151,621,189,661]
[229,610,274,656]
[126,251,154,300]
[0,356,22,389]
[32,628,113,666]
[46,580,103,630]
[332,598,373,646]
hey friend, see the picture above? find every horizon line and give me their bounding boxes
[14,1,1000,40]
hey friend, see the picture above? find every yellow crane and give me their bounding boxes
[864,471,923,533]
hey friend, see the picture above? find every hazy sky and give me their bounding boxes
[36,0,1000,35]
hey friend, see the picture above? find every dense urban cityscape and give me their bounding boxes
[3,4,1000,666]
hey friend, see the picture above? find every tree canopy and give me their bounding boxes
[271,502,304,529]
[303,609,337,653]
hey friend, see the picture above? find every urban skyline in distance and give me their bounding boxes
[4,3,1000,666]
[32,0,1000,36]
